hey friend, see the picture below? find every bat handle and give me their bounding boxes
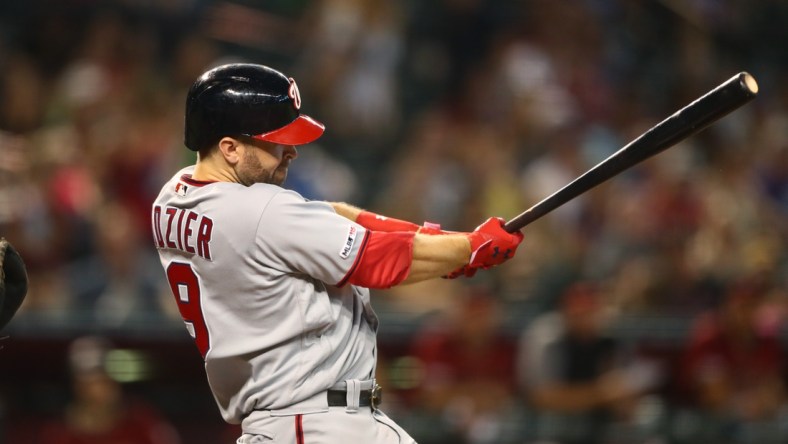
[504,210,535,233]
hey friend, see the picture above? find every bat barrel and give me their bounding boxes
[504,72,758,233]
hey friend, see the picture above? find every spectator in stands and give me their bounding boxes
[517,282,664,444]
[409,286,520,444]
[38,336,181,444]
[673,277,787,444]
[64,202,172,327]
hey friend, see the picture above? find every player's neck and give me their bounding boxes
[192,158,241,184]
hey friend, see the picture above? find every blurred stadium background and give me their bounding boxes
[0,1,786,443]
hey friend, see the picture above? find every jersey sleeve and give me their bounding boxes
[254,189,368,285]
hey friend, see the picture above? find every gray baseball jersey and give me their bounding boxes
[151,166,378,424]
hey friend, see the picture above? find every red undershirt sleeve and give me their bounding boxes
[337,231,415,289]
[356,211,421,232]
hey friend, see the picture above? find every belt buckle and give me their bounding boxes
[370,383,382,410]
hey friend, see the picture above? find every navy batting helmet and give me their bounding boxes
[184,63,325,151]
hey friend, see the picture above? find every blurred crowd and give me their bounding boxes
[0,0,786,443]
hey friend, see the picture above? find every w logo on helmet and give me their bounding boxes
[288,78,301,110]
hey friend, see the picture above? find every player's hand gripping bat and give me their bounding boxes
[504,72,759,233]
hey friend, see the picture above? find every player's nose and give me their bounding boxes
[283,145,298,160]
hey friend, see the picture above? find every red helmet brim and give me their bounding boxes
[252,115,325,146]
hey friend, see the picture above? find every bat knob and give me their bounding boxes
[740,72,758,95]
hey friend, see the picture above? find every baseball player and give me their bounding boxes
[151,63,523,443]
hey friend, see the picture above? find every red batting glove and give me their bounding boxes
[466,217,523,268]
[444,217,523,279]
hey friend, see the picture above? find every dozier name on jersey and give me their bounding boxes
[152,205,214,260]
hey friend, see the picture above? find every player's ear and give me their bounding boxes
[218,137,243,165]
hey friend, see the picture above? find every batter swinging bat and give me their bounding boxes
[504,71,759,233]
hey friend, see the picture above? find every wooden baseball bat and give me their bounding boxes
[504,72,759,233]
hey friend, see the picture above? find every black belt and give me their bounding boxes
[327,384,382,409]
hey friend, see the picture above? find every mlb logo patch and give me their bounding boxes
[339,225,358,259]
[175,182,189,197]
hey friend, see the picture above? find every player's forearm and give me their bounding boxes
[329,202,364,221]
[401,233,470,284]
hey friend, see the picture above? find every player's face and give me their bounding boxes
[236,139,298,186]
